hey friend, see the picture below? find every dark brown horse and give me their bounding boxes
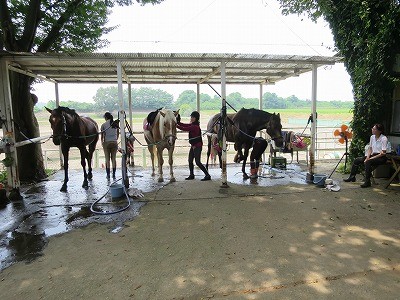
[46,106,99,192]
[206,108,283,179]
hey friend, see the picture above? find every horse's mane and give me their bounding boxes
[55,106,79,118]
[235,108,272,118]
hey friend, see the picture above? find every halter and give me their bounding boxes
[164,134,177,141]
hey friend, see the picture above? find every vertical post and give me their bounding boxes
[220,61,228,187]
[117,60,128,187]
[128,83,133,129]
[0,60,20,189]
[307,64,318,182]
[259,83,263,110]
[196,83,200,112]
[55,82,63,169]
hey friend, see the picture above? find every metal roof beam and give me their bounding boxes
[2,54,339,65]
[7,65,57,83]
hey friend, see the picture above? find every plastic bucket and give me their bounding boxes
[110,183,124,198]
[313,174,327,187]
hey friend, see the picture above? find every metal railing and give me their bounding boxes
[40,126,346,170]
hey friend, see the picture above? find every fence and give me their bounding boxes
[39,126,346,171]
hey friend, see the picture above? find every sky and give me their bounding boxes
[33,0,354,104]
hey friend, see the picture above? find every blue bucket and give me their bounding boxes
[110,183,124,198]
[313,174,327,187]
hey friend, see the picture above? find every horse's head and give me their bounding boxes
[159,109,179,146]
[46,106,66,145]
[266,113,283,147]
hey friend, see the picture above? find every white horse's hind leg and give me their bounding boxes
[168,148,175,182]
[157,150,164,182]
[148,145,156,176]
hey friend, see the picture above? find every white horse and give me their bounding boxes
[143,109,179,182]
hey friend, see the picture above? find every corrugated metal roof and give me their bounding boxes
[1,52,342,85]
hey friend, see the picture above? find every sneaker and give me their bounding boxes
[201,175,211,181]
[185,175,195,180]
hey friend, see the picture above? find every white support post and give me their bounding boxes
[128,83,132,129]
[221,61,228,187]
[308,64,318,180]
[117,60,128,187]
[0,60,20,189]
[196,84,200,112]
[259,83,263,110]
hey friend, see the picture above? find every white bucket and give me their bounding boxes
[110,183,124,198]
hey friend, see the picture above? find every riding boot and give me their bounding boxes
[250,161,258,179]
[343,164,357,182]
[343,175,356,182]
[106,168,110,179]
[112,167,116,179]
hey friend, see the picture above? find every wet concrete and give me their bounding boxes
[0,162,310,271]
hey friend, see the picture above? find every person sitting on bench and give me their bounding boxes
[343,123,388,188]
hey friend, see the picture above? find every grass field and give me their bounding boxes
[18,108,353,171]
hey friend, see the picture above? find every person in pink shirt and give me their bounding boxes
[177,111,211,181]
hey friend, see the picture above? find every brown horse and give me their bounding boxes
[143,109,179,182]
[46,106,99,192]
[206,108,283,179]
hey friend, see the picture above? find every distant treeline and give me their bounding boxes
[37,86,353,114]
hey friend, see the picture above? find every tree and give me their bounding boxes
[277,0,400,158]
[132,87,173,109]
[175,90,196,111]
[0,0,164,181]
[263,92,286,109]
[93,86,120,112]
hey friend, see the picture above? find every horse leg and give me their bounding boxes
[87,143,96,180]
[168,147,176,182]
[242,146,250,180]
[157,148,164,182]
[206,136,211,170]
[60,147,69,192]
[148,145,156,177]
[85,149,93,180]
[79,148,89,188]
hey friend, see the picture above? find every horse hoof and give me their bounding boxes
[60,185,67,192]
[151,173,155,177]
[243,174,250,180]
[170,177,176,183]
[87,173,93,180]
[158,177,164,183]
[82,181,89,188]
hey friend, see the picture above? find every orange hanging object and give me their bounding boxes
[338,137,345,144]
[340,124,348,132]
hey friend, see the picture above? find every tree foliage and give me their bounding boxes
[0,0,164,181]
[277,0,400,158]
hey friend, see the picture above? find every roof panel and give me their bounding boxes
[1,52,342,85]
